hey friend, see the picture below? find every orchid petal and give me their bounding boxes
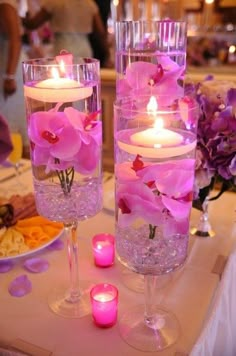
[161,196,192,220]
[47,238,64,251]
[0,260,14,273]
[8,275,32,297]
[126,62,157,89]
[24,257,49,273]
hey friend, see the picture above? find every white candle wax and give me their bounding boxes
[24,78,92,103]
[117,129,196,159]
[130,127,183,147]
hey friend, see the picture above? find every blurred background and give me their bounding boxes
[19,0,236,70]
[3,0,236,170]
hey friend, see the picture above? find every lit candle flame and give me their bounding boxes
[229,45,236,54]
[59,60,65,74]
[51,67,60,79]
[147,95,158,114]
[154,118,164,131]
[146,96,164,131]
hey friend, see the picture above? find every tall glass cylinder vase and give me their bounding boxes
[115,19,187,292]
[115,20,187,104]
[22,55,103,318]
[114,94,199,351]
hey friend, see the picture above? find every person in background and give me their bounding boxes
[0,0,28,156]
[89,0,112,67]
[22,0,111,62]
[0,114,13,163]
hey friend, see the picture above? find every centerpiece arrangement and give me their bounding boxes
[22,53,103,317]
[114,20,200,352]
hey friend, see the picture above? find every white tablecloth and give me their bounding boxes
[0,167,235,356]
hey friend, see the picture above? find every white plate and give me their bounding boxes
[0,228,64,262]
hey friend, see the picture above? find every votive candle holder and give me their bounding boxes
[90,283,118,328]
[92,233,115,267]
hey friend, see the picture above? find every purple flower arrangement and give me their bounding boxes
[192,77,236,207]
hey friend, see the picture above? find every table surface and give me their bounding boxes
[0,164,235,356]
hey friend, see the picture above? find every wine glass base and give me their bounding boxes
[48,281,92,318]
[190,227,215,238]
[119,305,180,352]
[122,269,172,293]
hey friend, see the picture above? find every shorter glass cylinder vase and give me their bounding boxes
[113,94,200,352]
[114,95,199,275]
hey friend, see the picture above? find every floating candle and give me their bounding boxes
[117,127,196,159]
[24,67,92,102]
[90,283,118,327]
[117,95,196,158]
[92,233,115,267]
[130,118,183,147]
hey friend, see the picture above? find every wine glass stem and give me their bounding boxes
[64,222,80,303]
[144,274,158,327]
[15,162,20,181]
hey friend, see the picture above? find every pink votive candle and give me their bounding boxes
[92,233,115,267]
[90,283,118,327]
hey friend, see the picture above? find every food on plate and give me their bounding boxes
[0,204,14,227]
[14,216,64,249]
[8,193,38,222]
[0,194,64,257]
[0,227,29,257]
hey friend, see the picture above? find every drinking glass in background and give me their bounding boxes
[7,131,26,189]
[8,131,23,167]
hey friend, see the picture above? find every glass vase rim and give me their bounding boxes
[90,283,119,298]
[114,96,199,115]
[22,57,100,68]
[116,20,187,25]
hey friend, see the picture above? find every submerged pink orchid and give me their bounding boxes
[117,180,164,228]
[116,156,194,237]
[117,57,185,105]
[28,106,102,194]
[29,106,102,174]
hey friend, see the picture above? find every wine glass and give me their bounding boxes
[22,56,103,318]
[114,96,199,351]
[7,130,27,192]
[8,131,23,175]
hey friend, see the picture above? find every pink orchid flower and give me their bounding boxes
[115,155,152,183]
[28,107,101,174]
[137,158,195,220]
[117,180,164,227]
[117,58,185,105]
[116,156,194,229]
[179,96,197,127]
